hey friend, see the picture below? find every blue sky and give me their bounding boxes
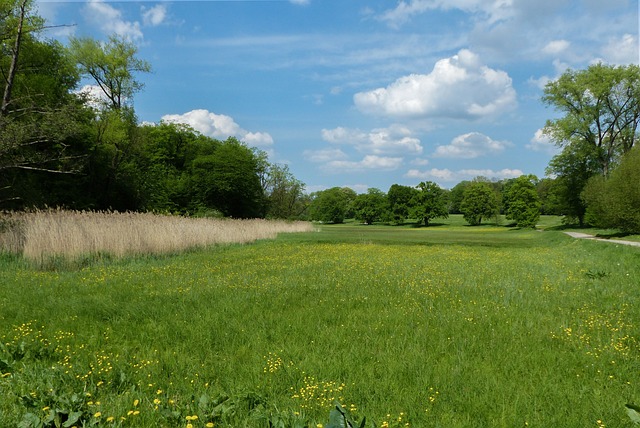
[37,0,639,193]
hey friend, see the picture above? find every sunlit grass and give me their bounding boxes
[0,221,639,427]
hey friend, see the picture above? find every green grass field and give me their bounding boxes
[1,217,639,427]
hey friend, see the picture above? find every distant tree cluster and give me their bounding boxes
[308,176,544,228]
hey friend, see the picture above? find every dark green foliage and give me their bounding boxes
[352,188,388,224]
[460,182,499,225]
[308,187,351,223]
[503,175,541,228]
[386,184,417,224]
[409,181,449,226]
[546,140,602,226]
[448,180,470,214]
[264,164,307,219]
[583,147,640,233]
[189,137,266,218]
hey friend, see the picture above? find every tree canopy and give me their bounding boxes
[410,181,449,226]
[460,181,499,226]
[543,63,640,177]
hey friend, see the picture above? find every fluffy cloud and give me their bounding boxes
[161,109,273,146]
[527,129,560,155]
[84,0,143,41]
[304,148,348,163]
[542,39,570,56]
[433,132,512,158]
[142,4,167,27]
[321,125,423,155]
[405,167,522,182]
[353,49,516,121]
[600,34,639,65]
[325,155,403,172]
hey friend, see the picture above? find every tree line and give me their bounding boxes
[307,175,543,228]
[0,0,306,218]
[2,1,639,231]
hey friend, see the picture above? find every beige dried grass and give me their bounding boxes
[0,210,313,265]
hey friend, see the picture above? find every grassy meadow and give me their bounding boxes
[1,214,640,427]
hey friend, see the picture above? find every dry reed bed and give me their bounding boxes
[0,210,313,264]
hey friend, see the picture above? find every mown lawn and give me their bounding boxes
[1,220,639,427]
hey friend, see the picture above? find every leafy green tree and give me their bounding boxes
[190,137,266,218]
[352,188,388,224]
[543,64,640,225]
[264,163,307,219]
[503,175,541,228]
[386,184,417,224]
[0,3,92,208]
[543,63,640,177]
[583,147,640,233]
[460,182,499,226]
[68,35,151,110]
[409,181,448,226]
[536,178,563,215]
[309,187,350,223]
[546,141,600,226]
[448,180,471,213]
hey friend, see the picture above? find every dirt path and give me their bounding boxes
[564,232,640,247]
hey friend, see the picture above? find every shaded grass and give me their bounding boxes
[0,224,639,427]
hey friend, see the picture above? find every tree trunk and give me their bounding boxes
[1,0,27,117]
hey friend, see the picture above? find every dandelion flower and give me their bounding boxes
[94,412,102,418]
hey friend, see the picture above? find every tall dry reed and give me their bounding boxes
[0,210,313,266]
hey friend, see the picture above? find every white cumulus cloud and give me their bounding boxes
[142,4,167,27]
[433,132,512,158]
[527,129,560,155]
[303,148,348,163]
[321,125,423,155]
[542,39,570,56]
[353,49,516,121]
[161,109,273,146]
[84,0,143,41]
[324,155,403,172]
[405,167,522,183]
[600,34,639,65]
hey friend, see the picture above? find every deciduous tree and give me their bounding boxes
[583,147,640,233]
[353,188,388,224]
[503,175,541,228]
[460,181,499,226]
[409,181,448,226]
[68,35,151,110]
[387,184,417,224]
